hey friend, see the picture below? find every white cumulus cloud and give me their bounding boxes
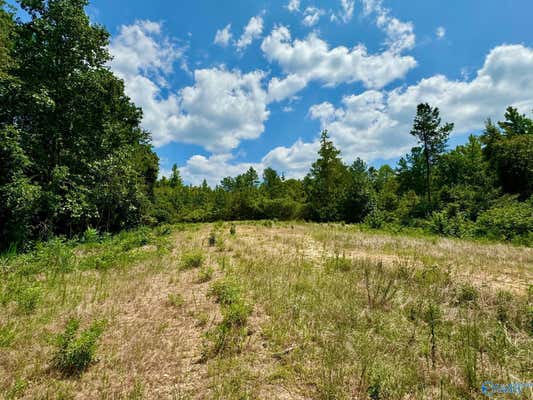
[110,21,270,152]
[214,24,232,46]
[261,25,416,102]
[236,15,264,50]
[302,7,325,27]
[249,44,533,180]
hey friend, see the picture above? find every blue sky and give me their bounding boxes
[20,0,533,184]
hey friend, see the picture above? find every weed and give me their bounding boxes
[197,266,214,283]
[0,324,16,347]
[229,224,236,236]
[16,284,41,314]
[208,232,216,247]
[168,293,185,308]
[362,260,399,309]
[209,279,241,305]
[423,303,442,369]
[52,318,106,376]
[181,251,204,270]
[456,284,479,306]
[82,227,100,244]
[5,379,27,400]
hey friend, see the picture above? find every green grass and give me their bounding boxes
[0,222,531,399]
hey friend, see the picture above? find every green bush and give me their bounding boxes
[428,210,473,238]
[475,198,533,243]
[209,279,241,305]
[364,210,385,229]
[52,318,105,375]
[82,227,100,243]
[181,251,204,269]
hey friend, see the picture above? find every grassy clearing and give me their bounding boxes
[0,222,531,399]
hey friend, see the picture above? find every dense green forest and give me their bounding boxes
[1,0,532,251]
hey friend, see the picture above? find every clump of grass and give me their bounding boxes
[495,290,514,325]
[52,318,106,376]
[197,266,214,283]
[205,279,252,357]
[16,285,41,314]
[181,250,204,270]
[168,293,185,308]
[324,253,352,273]
[0,324,16,347]
[456,283,479,306]
[229,224,236,236]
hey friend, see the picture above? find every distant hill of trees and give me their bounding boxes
[1,1,532,250]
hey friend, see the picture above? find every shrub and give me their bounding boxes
[52,318,105,375]
[82,227,100,243]
[364,209,385,229]
[209,279,241,305]
[181,251,204,270]
[428,210,472,238]
[475,198,533,243]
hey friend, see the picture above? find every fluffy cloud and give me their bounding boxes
[214,24,232,46]
[110,21,269,151]
[236,15,264,50]
[180,140,319,186]
[362,0,415,52]
[302,7,325,27]
[309,44,533,160]
[287,0,300,13]
[261,25,417,102]
[180,153,263,186]
[247,44,533,181]
[338,0,356,23]
[110,20,183,80]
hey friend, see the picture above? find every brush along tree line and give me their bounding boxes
[1,0,532,251]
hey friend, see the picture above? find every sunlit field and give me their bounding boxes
[1,222,532,399]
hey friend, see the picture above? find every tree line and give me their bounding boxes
[153,105,532,244]
[1,0,532,251]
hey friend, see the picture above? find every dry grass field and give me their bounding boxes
[1,222,532,399]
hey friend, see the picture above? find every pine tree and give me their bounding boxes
[410,103,454,208]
